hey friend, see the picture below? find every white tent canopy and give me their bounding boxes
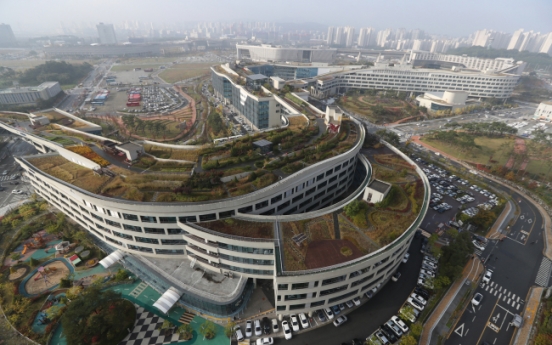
[99,250,125,269]
[153,287,182,314]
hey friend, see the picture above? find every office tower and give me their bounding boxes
[96,23,117,44]
[0,24,16,46]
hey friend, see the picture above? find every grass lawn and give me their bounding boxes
[0,59,92,71]
[143,144,201,162]
[110,63,165,72]
[420,135,513,165]
[158,63,213,83]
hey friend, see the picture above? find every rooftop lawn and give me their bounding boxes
[199,218,274,239]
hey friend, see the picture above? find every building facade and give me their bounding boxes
[96,23,117,45]
[534,101,552,121]
[0,82,62,105]
[236,44,336,63]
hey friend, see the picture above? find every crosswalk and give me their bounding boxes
[474,249,483,256]
[480,281,524,310]
[535,257,552,287]
[0,175,16,182]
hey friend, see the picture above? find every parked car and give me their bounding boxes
[346,300,355,308]
[391,315,409,333]
[420,269,435,278]
[374,331,390,345]
[410,293,427,306]
[271,318,279,333]
[317,310,327,323]
[407,297,425,311]
[353,297,361,306]
[282,320,292,340]
[245,320,253,338]
[254,319,262,336]
[256,337,274,345]
[289,315,300,332]
[472,240,486,251]
[11,189,23,195]
[333,315,348,327]
[385,320,403,338]
[380,325,398,343]
[483,269,493,284]
[324,307,335,320]
[299,313,309,329]
[402,253,410,263]
[262,317,271,334]
[234,325,244,341]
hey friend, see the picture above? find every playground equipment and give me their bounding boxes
[54,241,70,254]
[22,245,28,255]
[26,233,47,249]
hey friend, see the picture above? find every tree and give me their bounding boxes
[399,335,418,345]
[178,324,194,340]
[399,305,415,321]
[410,322,423,338]
[344,199,364,217]
[61,286,133,345]
[199,320,216,339]
[434,275,451,290]
[376,129,401,146]
[224,321,236,338]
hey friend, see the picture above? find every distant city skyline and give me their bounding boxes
[2,0,552,37]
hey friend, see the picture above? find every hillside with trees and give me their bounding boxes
[18,60,92,86]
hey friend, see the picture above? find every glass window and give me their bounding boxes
[219,210,235,219]
[128,244,153,253]
[105,219,121,228]
[167,228,184,234]
[311,300,325,307]
[161,239,187,245]
[199,213,217,222]
[291,283,309,290]
[179,216,197,223]
[277,284,288,290]
[90,213,103,222]
[112,231,133,240]
[156,249,184,255]
[159,217,177,224]
[135,237,159,244]
[144,227,165,235]
[289,304,306,310]
[140,216,157,223]
[123,224,142,232]
[322,275,346,286]
[123,213,138,221]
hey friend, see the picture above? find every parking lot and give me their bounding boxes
[411,155,502,238]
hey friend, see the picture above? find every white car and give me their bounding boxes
[346,300,354,308]
[483,269,493,284]
[333,315,348,327]
[423,260,437,270]
[402,253,410,263]
[324,307,335,320]
[473,240,486,251]
[245,320,253,338]
[299,313,309,329]
[282,320,292,340]
[254,319,262,336]
[353,297,361,306]
[385,320,403,338]
[424,255,438,264]
[407,297,425,311]
[420,269,435,278]
[472,293,483,306]
[289,315,300,332]
[11,189,23,195]
[391,315,409,333]
[256,337,274,345]
[234,325,244,341]
[271,319,279,333]
[410,293,427,306]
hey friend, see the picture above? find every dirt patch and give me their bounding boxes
[8,265,30,281]
[24,261,70,295]
[304,239,363,269]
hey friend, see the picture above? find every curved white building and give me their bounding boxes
[3,70,429,318]
[237,44,337,63]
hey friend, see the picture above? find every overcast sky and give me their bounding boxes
[2,0,552,37]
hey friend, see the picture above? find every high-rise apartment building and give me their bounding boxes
[508,29,525,50]
[96,23,117,45]
[326,27,335,45]
[335,27,344,45]
[540,33,552,55]
[0,24,16,46]
[344,26,355,47]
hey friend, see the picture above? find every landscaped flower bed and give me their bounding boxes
[66,145,110,167]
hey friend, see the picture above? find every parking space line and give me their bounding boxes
[508,292,511,297]
[490,288,494,294]
[516,296,520,302]
[507,298,511,304]
[516,303,520,310]
[498,293,502,300]
[494,290,497,296]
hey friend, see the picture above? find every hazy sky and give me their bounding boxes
[2,0,552,37]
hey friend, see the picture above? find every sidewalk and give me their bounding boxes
[420,257,484,345]
[513,286,543,345]
[487,200,515,240]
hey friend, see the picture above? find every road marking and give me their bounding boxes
[516,296,520,302]
[488,322,500,333]
[490,288,494,294]
[508,291,511,297]
[535,257,552,287]
[516,303,520,310]
[498,293,502,300]
[521,230,529,235]
[508,298,511,304]
[494,290,497,296]
[472,316,477,322]
[454,323,465,337]
[499,287,502,292]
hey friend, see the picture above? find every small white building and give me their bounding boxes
[29,115,50,126]
[325,105,343,124]
[116,142,144,161]
[270,76,285,90]
[363,179,392,203]
[416,91,471,113]
[534,101,552,121]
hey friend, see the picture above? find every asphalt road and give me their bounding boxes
[0,136,37,208]
[445,189,544,345]
[281,236,426,345]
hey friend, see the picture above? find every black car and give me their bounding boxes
[415,287,430,300]
[262,317,271,334]
[351,339,363,345]
[380,324,398,343]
